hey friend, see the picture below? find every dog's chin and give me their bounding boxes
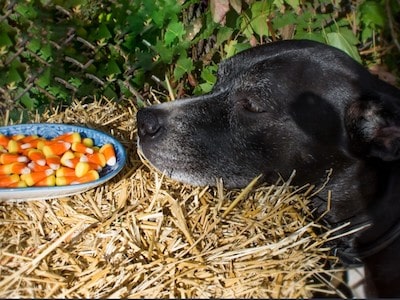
[166,169,216,187]
[152,165,252,189]
[137,142,253,188]
[137,142,207,186]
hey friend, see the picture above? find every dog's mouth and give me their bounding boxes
[137,138,205,185]
[138,138,251,188]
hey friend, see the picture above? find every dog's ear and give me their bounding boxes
[346,94,400,161]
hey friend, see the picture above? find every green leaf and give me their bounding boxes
[145,2,163,27]
[174,54,194,81]
[198,82,214,93]
[94,24,112,41]
[36,69,51,88]
[98,12,112,23]
[103,86,118,100]
[39,43,52,62]
[234,43,252,54]
[361,27,373,43]
[47,85,68,101]
[15,3,37,19]
[7,68,23,84]
[155,39,174,63]
[164,21,185,46]
[148,0,181,28]
[200,65,218,84]
[27,39,41,53]
[132,69,145,87]
[337,28,359,45]
[68,77,82,89]
[196,65,218,94]
[100,60,122,76]
[294,31,325,43]
[224,40,238,58]
[359,0,385,29]
[216,27,234,46]
[296,10,327,31]
[325,31,361,63]
[284,0,300,10]
[19,93,38,109]
[249,1,271,37]
[272,12,297,29]
[0,32,13,47]
[137,51,154,71]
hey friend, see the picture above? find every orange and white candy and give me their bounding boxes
[52,132,81,144]
[0,174,20,187]
[20,169,54,186]
[25,149,46,166]
[0,153,28,164]
[0,162,30,175]
[100,143,116,166]
[72,142,94,154]
[42,141,71,157]
[0,131,117,188]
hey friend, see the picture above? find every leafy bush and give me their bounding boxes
[0,0,399,116]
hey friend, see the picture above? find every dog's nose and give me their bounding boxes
[137,109,162,138]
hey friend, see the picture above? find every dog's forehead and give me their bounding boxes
[214,40,361,92]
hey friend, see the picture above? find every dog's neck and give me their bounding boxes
[318,160,400,265]
[354,161,400,249]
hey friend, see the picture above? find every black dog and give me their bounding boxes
[137,39,400,297]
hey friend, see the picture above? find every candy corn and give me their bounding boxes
[82,137,94,147]
[71,142,94,154]
[56,166,77,177]
[100,143,116,166]
[60,151,79,168]
[80,152,106,167]
[21,135,39,143]
[26,149,46,166]
[34,174,56,187]
[36,139,46,150]
[0,153,28,164]
[52,132,81,144]
[11,134,25,141]
[28,161,52,172]
[21,138,45,150]
[0,131,117,189]
[7,181,27,188]
[55,175,77,186]
[7,140,21,153]
[0,162,30,175]
[71,170,99,185]
[0,174,20,187]
[75,161,91,177]
[46,155,61,170]
[0,134,9,147]
[42,141,71,157]
[21,169,54,186]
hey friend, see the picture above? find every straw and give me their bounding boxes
[0,97,353,298]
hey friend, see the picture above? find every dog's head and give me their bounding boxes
[137,40,400,189]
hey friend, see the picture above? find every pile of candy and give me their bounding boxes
[0,132,116,188]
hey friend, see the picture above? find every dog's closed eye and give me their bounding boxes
[240,98,266,113]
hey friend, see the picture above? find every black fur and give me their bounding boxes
[137,40,400,297]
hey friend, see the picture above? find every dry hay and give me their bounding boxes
[0,97,350,298]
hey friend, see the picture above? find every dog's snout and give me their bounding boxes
[137,109,162,138]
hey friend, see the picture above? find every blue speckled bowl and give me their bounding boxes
[0,123,126,202]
